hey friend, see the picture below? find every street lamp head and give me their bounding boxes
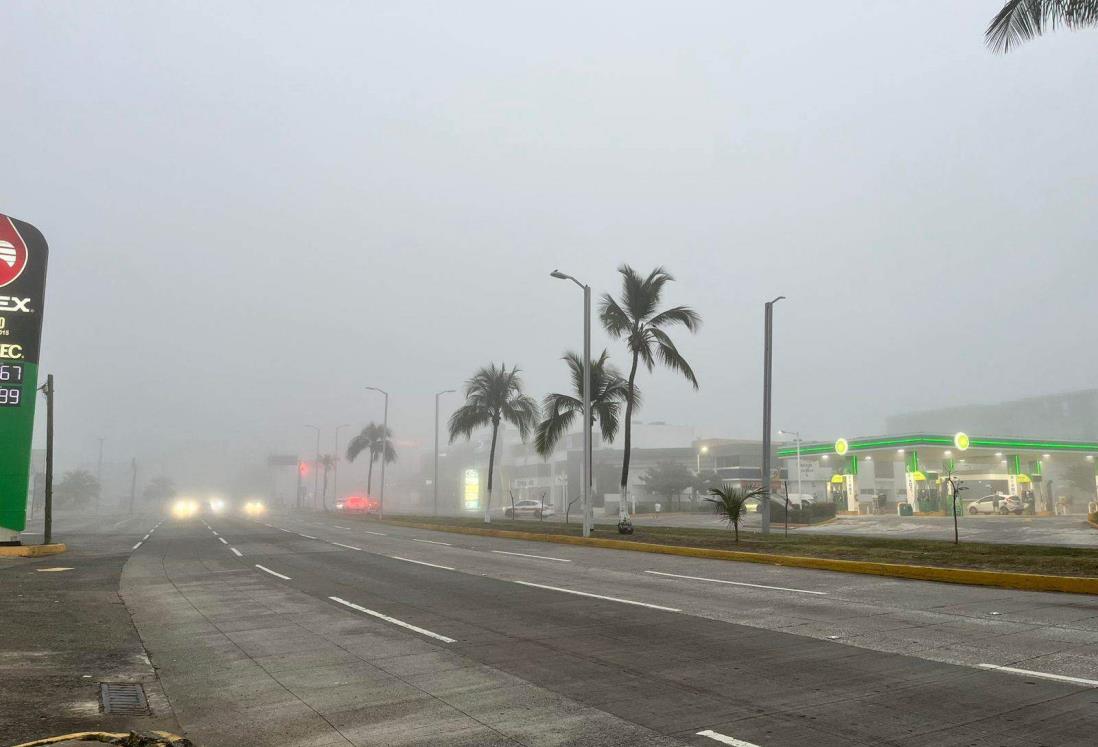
[771,295,787,304]
[439,388,456,395]
[550,269,570,280]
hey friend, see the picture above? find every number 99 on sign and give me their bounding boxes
[0,387,21,407]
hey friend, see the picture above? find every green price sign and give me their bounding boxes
[0,213,48,535]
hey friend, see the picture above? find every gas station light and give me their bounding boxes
[994,452,1003,457]
[944,450,952,456]
[896,448,905,454]
[1042,453,1051,459]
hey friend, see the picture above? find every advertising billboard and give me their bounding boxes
[0,214,49,535]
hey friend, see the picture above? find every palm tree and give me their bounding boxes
[987,1,1098,52]
[534,349,635,459]
[449,363,539,523]
[345,422,396,497]
[600,265,700,522]
[706,486,764,542]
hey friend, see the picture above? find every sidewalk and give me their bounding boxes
[0,521,181,744]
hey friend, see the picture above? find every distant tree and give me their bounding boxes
[142,476,176,504]
[600,265,700,522]
[706,486,764,542]
[55,470,100,509]
[535,350,635,458]
[346,422,396,497]
[693,470,725,503]
[986,1,1098,52]
[638,462,695,511]
[449,363,538,524]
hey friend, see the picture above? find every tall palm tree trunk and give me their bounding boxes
[367,456,375,496]
[618,351,641,520]
[485,418,500,524]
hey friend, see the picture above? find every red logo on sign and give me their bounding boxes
[0,217,29,288]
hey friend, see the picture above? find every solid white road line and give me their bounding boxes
[696,729,762,747]
[412,538,451,546]
[389,555,455,571]
[512,581,681,612]
[298,534,318,540]
[364,530,387,536]
[218,537,228,545]
[978,664,1098,687]
[492,550,571,563]
[132,542,142,550]
[255,564,291,580]
[644,570,826,595]
[230,547,243,557]
[331,542,363,551]
[329,596,455,643]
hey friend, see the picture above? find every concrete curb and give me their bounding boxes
[0,542,66,557]
[377,519,1098,596]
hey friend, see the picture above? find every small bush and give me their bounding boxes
[1089,511,1098,526]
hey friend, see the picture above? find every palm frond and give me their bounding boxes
[598,295,632,338]
[535,395,580,457]
[648,305,702,333]
[987,0,1098,52]
[448,403,491,442]
[650,327,699,389]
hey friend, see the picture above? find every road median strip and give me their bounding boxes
[371,518,1098,596]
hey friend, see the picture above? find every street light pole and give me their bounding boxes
[304,425,320,510]
[550,270,592,538]
[778,429,802,498]
[366,387,389,519]
[435,389,455,516]
[761,295,785,536]
[333,424,350,508]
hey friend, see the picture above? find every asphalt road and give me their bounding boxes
[116,511,1098,746]
[630,511,1098,546]
[8,510,1098,746]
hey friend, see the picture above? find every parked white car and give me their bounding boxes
[504,499,555,519]
[967,494,1023,515]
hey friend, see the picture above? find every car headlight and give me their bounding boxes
[171,499,199,519]
[209,498,226,514]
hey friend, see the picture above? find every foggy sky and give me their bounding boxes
[3,2,1096,489]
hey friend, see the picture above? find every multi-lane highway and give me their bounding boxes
[101,510,1098,746]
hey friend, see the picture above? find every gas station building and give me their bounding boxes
[778,433,1098,515]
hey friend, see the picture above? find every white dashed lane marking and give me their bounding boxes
[329,596,455,643]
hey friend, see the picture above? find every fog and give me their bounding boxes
[3,2,1096,496]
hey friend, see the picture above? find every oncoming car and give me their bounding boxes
[170,498,201,519]
[242,499,267,517]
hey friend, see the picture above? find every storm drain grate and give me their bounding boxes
[100,682,150,715]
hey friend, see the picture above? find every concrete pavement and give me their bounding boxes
[121,511,1098,745]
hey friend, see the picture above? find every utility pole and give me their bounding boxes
[334,424,350,508]
[304,425,320,510]
[550,270,592,538]
[761,295,785,536]
[129,457,137,515]
[435,389,455,516]
[39,375,54,545]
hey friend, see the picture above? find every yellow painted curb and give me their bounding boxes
[0,543,66,557]
[11,730,187,746]
[376,519,1098,596]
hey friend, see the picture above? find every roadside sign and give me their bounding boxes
[0,214,48,534]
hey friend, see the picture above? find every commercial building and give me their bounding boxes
[779,433,1098,515]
